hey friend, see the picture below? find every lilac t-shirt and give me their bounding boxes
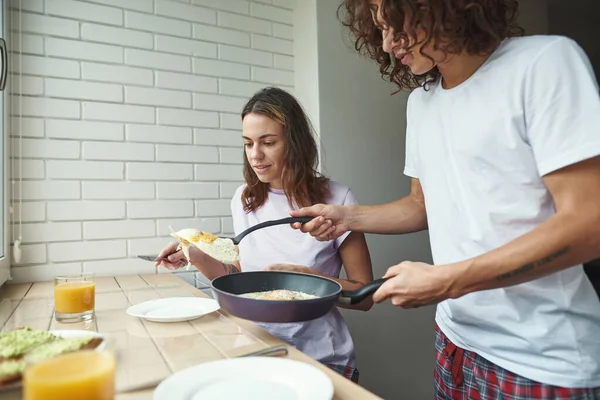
[230,181,358,366]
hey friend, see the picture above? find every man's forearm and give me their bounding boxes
[447,212,600,298]
[347,195,428,235]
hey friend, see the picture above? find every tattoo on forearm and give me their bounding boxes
[496,246,570,281]
[222,263,240,275]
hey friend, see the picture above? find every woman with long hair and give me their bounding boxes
[156,86,374,383]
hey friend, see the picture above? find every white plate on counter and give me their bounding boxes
[153,357,334,400]
[126,297,220,323]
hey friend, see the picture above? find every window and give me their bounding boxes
[0,0,9,285]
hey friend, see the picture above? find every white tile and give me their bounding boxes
[47,160,124,180]
[126,125,193,144]
[48,201,126,221]
[13,160,45,179]
[84,0,153,13]
[46,37,123,63]
[191,0,249,14]
[156,182,219,199]
[251,66,294,85]
[14,138,79,159]
[156,217,220,236]
[194,164,243,181]
[46,0,123,25]
[45,78,123,102]
[155,35,216,58]
[193,93,246,113]
[219,147,244,164]
[125,49,191,73]
[218,11,271,35]
[11,118,44,138]
[127,237,173,256]
[156,71,217,93]
[17,181,80,201]
[83,102,155,124]
[82,182,155,200]
[126,162,194,181]
[16,13,79,38]
[156,108,218,128]
[10,34,44,55]
[125,11,191,37]
[12,76,43,96]
[48,240,127,262]
[17,222,82,244]
[82,23,154,49]
[194,129,241,146]
[13,0,44,13]
[251,2,292,22]
[126,200,194,218]
[10,263,83,283]
[83,258,153,276]
[83,220,156,240]
[219,113,241,130]
[46,120,124,141]
[125,87,191,108]
[220,181,243,197]
[82,63,154,86]
[82,142,154,161]
[11,202,46,223]
[156,0,216,25]
[272,0,295,9]
[13,55,79,79]
[251,34,293,55]
[273,23,293,39]
[218,79,265,98]
[193,24,250,47]
[195,199,231,216]
[221,217,234,234]
[12,97,80,119]
[219,45,272,67]
[156,144,218,163]
[193,58,249,80]
[15,244,47,265]
[274,54,293,70]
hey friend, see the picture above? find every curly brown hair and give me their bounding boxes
[240,87,330,213]
[339,0,524,91]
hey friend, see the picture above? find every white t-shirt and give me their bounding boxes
[405,35,600,388]
[230,181,358,366]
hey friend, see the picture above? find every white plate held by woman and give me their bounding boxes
[126,297,220,323]
[154,357,334,400]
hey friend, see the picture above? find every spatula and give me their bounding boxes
[137,216,313,262]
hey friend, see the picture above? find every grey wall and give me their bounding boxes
[310,1,435,399]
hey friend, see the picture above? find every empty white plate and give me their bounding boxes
[126,297,220,323]
[153,357,334,400]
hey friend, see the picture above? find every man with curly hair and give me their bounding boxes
[290,0,600,398]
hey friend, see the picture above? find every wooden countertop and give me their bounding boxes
[0,273,382,400]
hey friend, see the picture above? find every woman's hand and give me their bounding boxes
[263,264,314,274]
[154,241,205,271]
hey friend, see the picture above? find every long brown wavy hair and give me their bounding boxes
[240,87,330,213]
[339,0,524,91]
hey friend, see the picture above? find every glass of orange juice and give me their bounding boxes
[23,335,117,400]
[54,273,95,323]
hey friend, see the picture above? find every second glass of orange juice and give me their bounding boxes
[54,273,95,323]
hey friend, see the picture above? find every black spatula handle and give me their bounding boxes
[338,278,388,305]
[232,216,314,244]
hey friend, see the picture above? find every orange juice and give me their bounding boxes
[23,350,116,400]
[54,281,95,313]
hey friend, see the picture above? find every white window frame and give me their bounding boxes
[0,0,10,286]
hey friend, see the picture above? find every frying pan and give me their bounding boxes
[211,271,388,323]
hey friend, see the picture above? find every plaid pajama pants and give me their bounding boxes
[434,325,600,400]
[327,363,360,384]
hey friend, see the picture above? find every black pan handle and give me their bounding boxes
[337,278,388,305]
[0,38,7,91]
[232,216,314,244]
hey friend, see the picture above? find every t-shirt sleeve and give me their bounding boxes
[230,185,247,237]
[524,36,600,177]
[334,187,359,249]
[404,92,419,178]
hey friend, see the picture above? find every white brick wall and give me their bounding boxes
[8,0,295,282]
